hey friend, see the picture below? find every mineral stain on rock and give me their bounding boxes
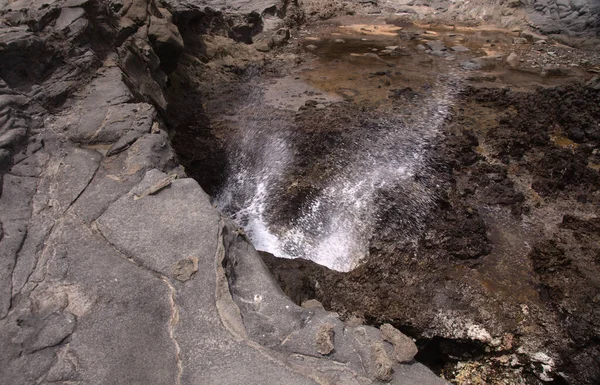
[315,322,335,355]
[173,257,199,282]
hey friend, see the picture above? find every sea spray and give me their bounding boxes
[218,74,461,271]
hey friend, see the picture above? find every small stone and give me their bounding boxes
[316,323,335,355]
[254,42,270,52]
[306,45,318,50]
[513,37,528,44]
[461,60,482,70]
[451,45,470,52]
[270,28,290,48]
[305,100,318,107]
[173,257,199,281]
[535,39,547,45]
[334,39,346,44]
[416,44,426,50]
[380,323,418,363]
[301,299,324,309]
[506,52,519,69]
[371,341,394,381]
[426,40,446,51]
[315,104,326,110]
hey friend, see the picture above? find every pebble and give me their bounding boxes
[461,60,482,70]
[451,45,470,52]
[426,40,446,51]
[334,39,345,44]
[506,52,519,69]
[513,37,528,44]
[306,45,318,50]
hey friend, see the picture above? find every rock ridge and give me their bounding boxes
[0,0,451,383]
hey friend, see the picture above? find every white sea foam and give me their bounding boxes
[218,74,460,271]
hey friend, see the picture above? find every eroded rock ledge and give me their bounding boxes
[1,0,598,384]
[0,0,450,383]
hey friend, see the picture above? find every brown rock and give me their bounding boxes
[316,323,335,355]
[506,52,519,69]
[371,341,394,381]
[301,299,324,309]
[173,257,199,281]
[380,323,418,363]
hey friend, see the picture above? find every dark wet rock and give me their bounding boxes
[389,87,420,99]
[148,8,185,72]
[530,240,570,274]
[480,179,525,206]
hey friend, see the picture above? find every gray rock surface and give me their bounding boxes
[529,0,600,35]
[0,0,451,383]
[4,0,595,382]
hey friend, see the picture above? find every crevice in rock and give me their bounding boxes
[92,219,168,280]
[161,276,182,385]
[414,336,488,376]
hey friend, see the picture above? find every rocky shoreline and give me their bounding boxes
[1,0,599,384]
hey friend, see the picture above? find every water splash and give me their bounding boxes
[218,74,460,271]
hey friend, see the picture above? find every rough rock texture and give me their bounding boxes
[262,83,600,384]
[380,324,419,363]
[529,0,600,35]
[0,0,451,384]
[1,0,598,383]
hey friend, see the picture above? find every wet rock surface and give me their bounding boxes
[1,0,599,384]
[261,82,600,384]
